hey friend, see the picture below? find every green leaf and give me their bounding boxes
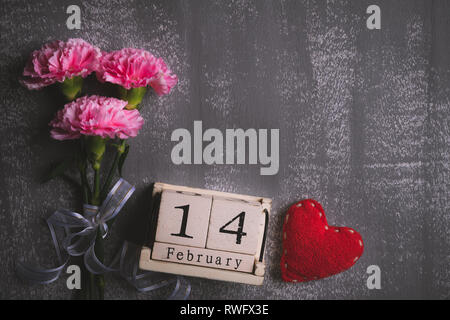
[117,144,130,177]
[42,158,74,183]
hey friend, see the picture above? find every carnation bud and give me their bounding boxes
[119,86,147,110]
[85,136,106,170]
[60,76,83,101]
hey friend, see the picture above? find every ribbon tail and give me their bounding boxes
[168,276,192,300]
[15,211,70,285]
[15,259,68,285]
[119,241,174,292]
[118,241,190,299]
[127,260,177,294]
[83,242,119,275]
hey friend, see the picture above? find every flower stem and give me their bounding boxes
[100,140,126,200]
[95,231,105,300]
[92,167,101,206]
[91,140,128,299]
[79,164,91,204]
[76,141,93,300]
[90,272,96,299]
[91,156,104,299]
[78,139,92,204]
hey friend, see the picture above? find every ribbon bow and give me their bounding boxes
[16,178,190,299]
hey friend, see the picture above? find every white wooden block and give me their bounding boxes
[206,198,265,255]
[152,242,254,273]
[155,190,212,248]
[254,261,265,276]
[140,247,264,285]
[141,182,271,285]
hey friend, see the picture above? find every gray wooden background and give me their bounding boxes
[0,0,449,299]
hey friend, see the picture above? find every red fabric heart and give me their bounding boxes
[280,199,363,282]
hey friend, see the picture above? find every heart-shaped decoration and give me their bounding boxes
[280,199,363,282]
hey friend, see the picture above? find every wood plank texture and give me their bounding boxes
[0,0,448,299]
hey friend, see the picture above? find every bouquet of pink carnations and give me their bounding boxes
[17,38,180,299]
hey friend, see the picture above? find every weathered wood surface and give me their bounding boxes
[0,0,448,299]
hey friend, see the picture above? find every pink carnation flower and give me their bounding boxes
[149,59,178,96]
[97,48,178,94]
[21,38,101,90]
[49,95,144,140]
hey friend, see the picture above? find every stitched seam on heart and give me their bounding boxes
[285,265,309,279]
[282,254,309,279]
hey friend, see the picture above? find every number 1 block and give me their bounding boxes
[155,190,212,248]
[206,198,265,255]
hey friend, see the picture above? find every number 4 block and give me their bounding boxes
[206,198,265,255]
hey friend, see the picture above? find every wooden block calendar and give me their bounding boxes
[139,182,271,285]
